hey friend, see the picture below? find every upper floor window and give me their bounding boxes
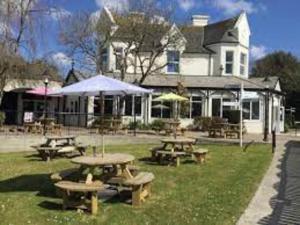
[167,51,180,73]
[240,53,246,76]
[115,47,123,71]
[100,48,108,72]
[225,51,234,74]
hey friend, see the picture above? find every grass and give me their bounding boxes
[0,144,272,225]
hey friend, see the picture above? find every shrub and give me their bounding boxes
[128,120,150,130]
[151,119,165,131]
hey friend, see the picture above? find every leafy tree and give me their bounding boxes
[251,51,300,94]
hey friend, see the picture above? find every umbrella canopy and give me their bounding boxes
[51,75,151,96]
[152,103,169,109]
[50,74,151,157]
[153,92,188,102]
[26,87,59,96]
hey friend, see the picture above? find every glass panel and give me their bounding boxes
[191,101,202,117]
[242,101,250,120]
[104,96,113,115]
[252,101,260,120]
[167,51,179,73]
[125,96,132,116]
[226,51,234,62]
[212,99,221,117]
[115,48,123,70]
[162,102,171,118]
[225,63,233,74]
[134,96,142,116]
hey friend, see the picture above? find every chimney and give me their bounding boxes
[191,15,209,26]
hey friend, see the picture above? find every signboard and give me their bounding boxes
[222,102,239,107]
[242,91,259,99]
[23,112,33,123]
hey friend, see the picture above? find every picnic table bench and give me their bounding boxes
[123,172,154,206]
[55,181,104,215]
[156,150,187,167]
[192,149,208,164]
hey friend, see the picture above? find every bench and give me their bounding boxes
[123,172,155,206]
[149,146,165,161]
[156,150,187,167]
[54,181,104,215]
[193,149,208,164]
[224,130,240,139]
[35,146,61,161]
[50,168,79,183]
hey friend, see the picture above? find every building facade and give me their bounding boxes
[64,8,285,134]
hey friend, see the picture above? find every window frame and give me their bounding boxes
[242,99,260,121]
[225,51,234,75]
[114,47,123,71]
[167,50,180,74]
[240,53,247,76]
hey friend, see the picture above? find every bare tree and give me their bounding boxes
[0,0,55,106]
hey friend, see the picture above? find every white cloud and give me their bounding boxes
[95,0,129,13]
[250,45,267,60]
[213,0,262,16]
[178,0,196,11]
[48,7,72,21]
[51,52,72,67]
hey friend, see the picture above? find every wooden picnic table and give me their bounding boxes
[160,137,196,152]
[45,135,77,147]
[71,153,135,182]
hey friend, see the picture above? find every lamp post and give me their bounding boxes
[43,75,49,136]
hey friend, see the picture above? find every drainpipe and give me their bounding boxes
[263,86,270,142]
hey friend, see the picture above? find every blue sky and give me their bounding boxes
[39,0,300,73]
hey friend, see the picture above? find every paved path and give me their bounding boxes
[237,136,300,225]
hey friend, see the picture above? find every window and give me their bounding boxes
[212,99,221,117]
[167,51,180,73]
[125,96,142,116]
[240,53,246,76]
[243,100,260,120]
[225,51,234,74]
[191,96,202,117]
[115,47,123,71]
[100,48,108,72]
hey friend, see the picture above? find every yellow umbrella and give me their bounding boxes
[153,92,189,102]
[153,93,188,138]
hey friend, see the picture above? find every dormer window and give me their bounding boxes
[167,51,180,73]
[115,47,123,71]
[100,48,108,72]
[240,53,246,76]
[225,51,234,75]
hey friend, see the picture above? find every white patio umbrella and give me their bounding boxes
[51,75,152,156]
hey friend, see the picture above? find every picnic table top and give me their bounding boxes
[160,137,196,144]
[46,135,76,140]
[71,153,135,166]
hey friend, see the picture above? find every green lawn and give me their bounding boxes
[0,144,272,225]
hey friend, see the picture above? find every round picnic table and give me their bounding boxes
[71,153,135,182]
[160,137,196,152]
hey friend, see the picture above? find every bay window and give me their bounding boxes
[100,48,108,72]
[115,47,123,71]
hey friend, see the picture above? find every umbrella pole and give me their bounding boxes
[99,91,105,157]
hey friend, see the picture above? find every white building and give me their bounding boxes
[64,9,285,134]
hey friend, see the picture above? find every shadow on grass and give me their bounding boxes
[0,173,57,198]
[258,140,300,225]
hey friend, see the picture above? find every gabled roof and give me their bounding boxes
[64,69,93,85]
[108,8,241,54]
[248,76,279,90]
[203,15,239,45]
